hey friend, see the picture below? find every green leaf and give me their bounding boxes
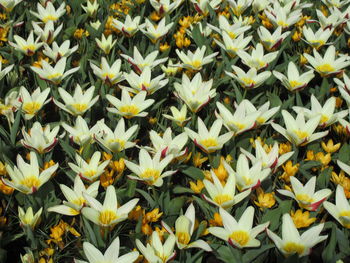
[82,217,98,246]
[136,189,156,207]
[10,106,21,145]
[322,223,337,263]
[181,166,204,180]
[173,186,194,194]
[243,244,274,263]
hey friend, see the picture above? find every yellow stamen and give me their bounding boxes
[119,104,140,117]
[140,168,160,184]
[294,130,308,140]
[23,102,42,115]
[71,103,88,113]
[229,230,250,246]
[190,60,202,69]
[213,194,232,205]
[200,138,218,148]
[283,242,305,255]
[289,80,303,88]
[316,64,335,73]
[83,170,96,179]
[176,231,191,245]
[99,210,118,225]
[21,176,40,189]
[295,193,314,204]
[42,15,58,23]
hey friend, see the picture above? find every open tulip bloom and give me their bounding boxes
[208,206,269,248]
[236,43,278,70]
[241,100,280,126]
[68,151,110,182]
[121,46,168,73]
[278,176,331,211]
[334,73,350,106]
[234,154,271,190]
[124,149,176,187]
[54,85,99,116]
[174,72,215,113]
[240,140,294,171]
[215,101,260,135]
[292,95,348,128]
[90,57,124,85]
[162,203,212,251]
[95,118,138,153]
[323,184,350,228]
[30,2,66,23]
[123,66,168,94]
[303,45,350,76]
[202,168,251,209]
[61,116,101,146]
[226,65,271,89]
[31,57,80,85]
[273,61,315,92]
[143,127,188,158]
[2,151,58,194]
[48,176,99,216]
[176,46,218,70]
[20,86,51,120]
[9,31,43,56]
[21,122,59,154]
[82,185,139,228]
[185,117,233,154]
[43,40,78,62]
[112,15,142,37]
[136,231,176,263]
[266,213,328,257]
[18,206,42,229]
[74,236,139,263]
[106,89,154,119]
[271,110,328,146]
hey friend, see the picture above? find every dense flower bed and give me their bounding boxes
[1,0,350,262]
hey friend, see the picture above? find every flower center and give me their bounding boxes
[283,242,305,255]
[229,230,250,246]
[21,176,40,189]
[228,32,237,39]
[42,15,59,23]
[295,193,314,204]
[47,72,63,80]
[119,104,140,117]
[243,176,253,186]
[23,44,36,52]
[230,121,246,130]
[102,72,115,80]
[277,20,288,27]
[72,197,86,207]
[294,130,308,140]
[339,211,350,225]
[71,103,88,113]
[241,77,256,86]
[108,138,126,151]
[190,60,202,69]
[140,168,160,184]
[320,114,329,124]
[213,194,232,205]
[23,102,41,115]
[83,170,96,179]
[99,210,118,225]
[177,231,191,245]
[289,80,303,88]
[200,138,218,148]
[316,64,335,73]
